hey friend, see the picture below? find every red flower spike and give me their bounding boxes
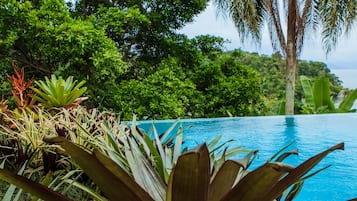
[7,63,35,108]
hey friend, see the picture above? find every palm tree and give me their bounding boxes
[213,0,357,114]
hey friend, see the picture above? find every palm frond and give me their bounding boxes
[319,0,357,54]
[214,0,266,44]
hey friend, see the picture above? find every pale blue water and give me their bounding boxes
[137,114,357,201]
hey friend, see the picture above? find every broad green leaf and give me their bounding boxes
[43,136,154,201]
[167,144,210,201]
[57,85,65,102]
[222,162,293,201]
[300,76,314,107]
[40,78,53,95]
[30,87,48,99]
[0,169,71,201]
[313,77,335,111]
[265,143,344,200]
[66,88,86,105]
[338,89,357,112]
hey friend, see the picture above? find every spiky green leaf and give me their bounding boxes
[43,136,154,201]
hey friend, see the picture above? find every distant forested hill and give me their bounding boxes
[229,50,342,101]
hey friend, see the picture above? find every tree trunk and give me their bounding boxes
[285,0,298,115]
[285,47,297,115]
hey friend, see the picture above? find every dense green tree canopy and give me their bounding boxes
[114,55,264,120]
[72,0,207,64]
[0,0,127,107]
[0,0,346,119]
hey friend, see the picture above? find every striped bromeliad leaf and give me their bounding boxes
[0,135,344,201]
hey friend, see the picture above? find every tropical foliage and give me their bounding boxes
[0,0,127,109]
[0,64,349,200]
[0,0,351,119]
[7,64,35,109]
[0,110,343,200]
[31,75,87,108]
[0,132,345,201]
[212,0,356,114]
[0,97,247,200]
[0,1,354,200]
[300,76,357,114]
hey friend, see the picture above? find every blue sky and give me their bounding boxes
[180,3,357,70]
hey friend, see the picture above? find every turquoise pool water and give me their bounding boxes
[137,114,357,201]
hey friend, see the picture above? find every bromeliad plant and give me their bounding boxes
[95,116,249,185]
[0,105,247,200]
[0,104,347,200]
[0,104,249,200]
[0,106,123,200]
[0,107,59,169]
[0,133,345,201]
[7,64,35,109]
[31,75,87,108]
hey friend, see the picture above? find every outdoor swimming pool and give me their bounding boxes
[137,113,357,201]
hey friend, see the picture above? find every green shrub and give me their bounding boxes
[31,75,87,108]
[115,67,203,120]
